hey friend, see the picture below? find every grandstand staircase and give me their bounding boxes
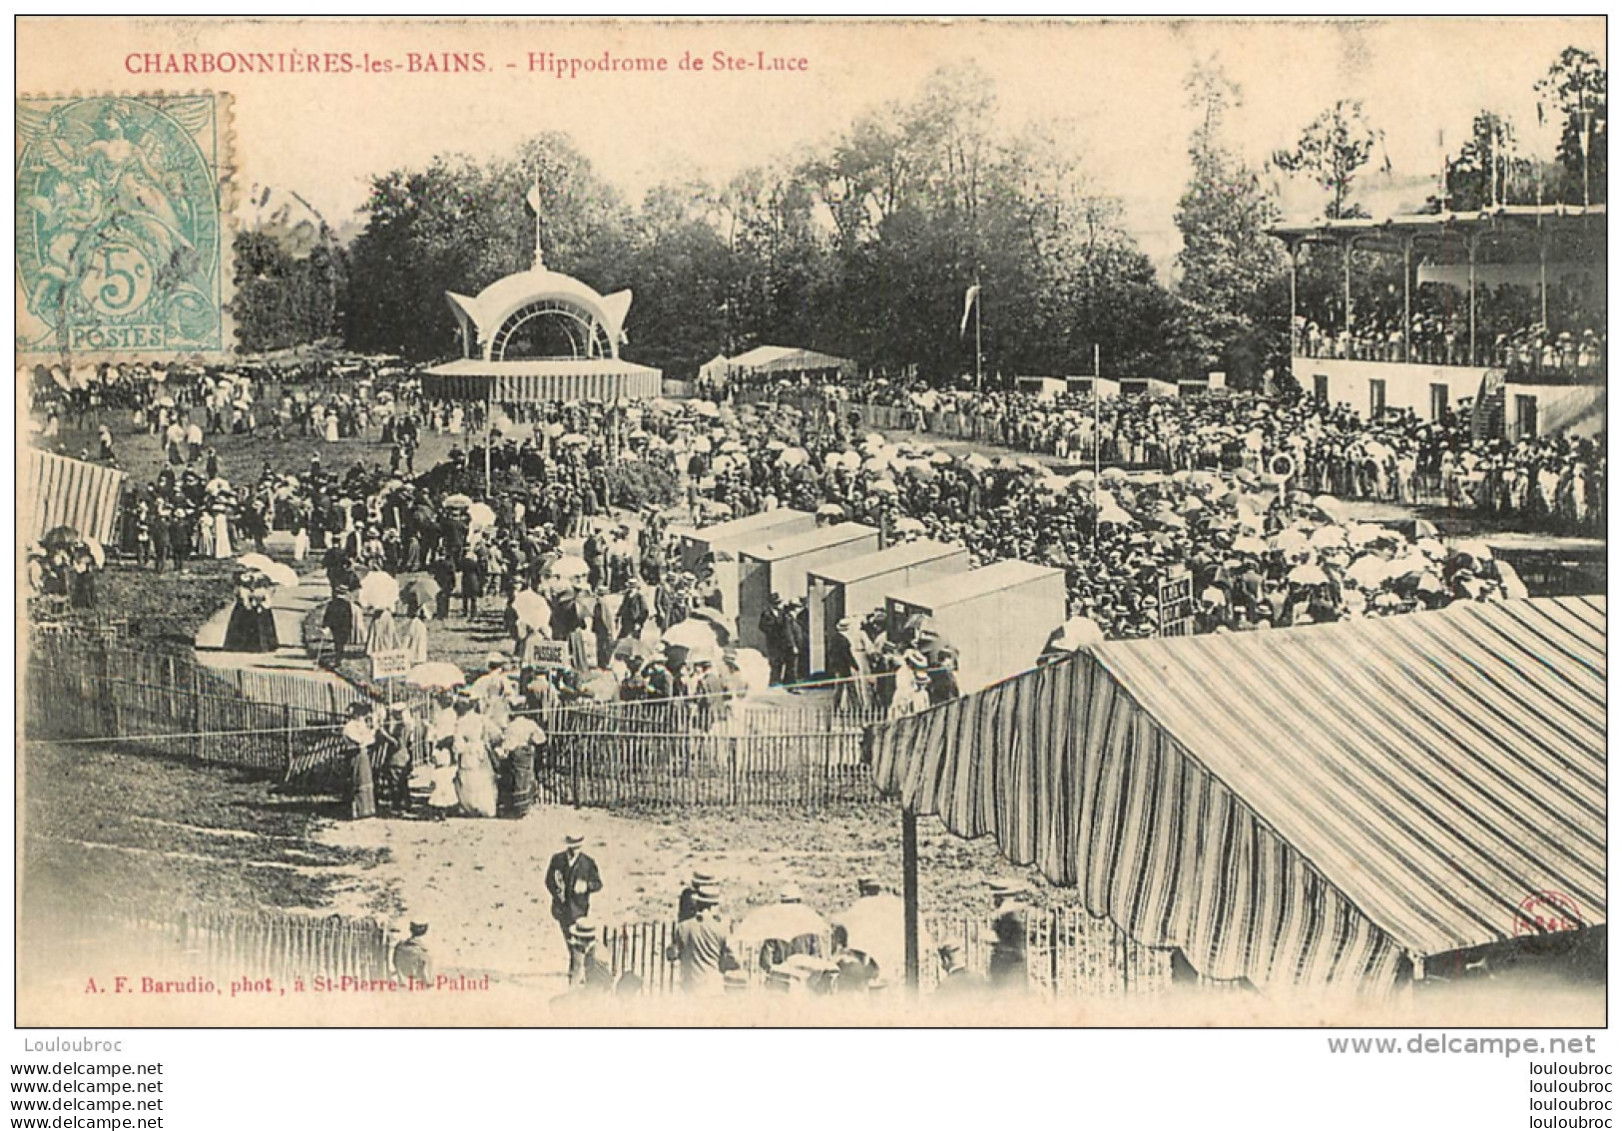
[1470,369,1507,443]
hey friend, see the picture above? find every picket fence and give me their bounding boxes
[25,635,347,773]
[594,906,1195,998]
[534,698,888,810]
[26,634,894,810]
[25,901,395,987]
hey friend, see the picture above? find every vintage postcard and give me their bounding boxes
[15,17,1606,1028]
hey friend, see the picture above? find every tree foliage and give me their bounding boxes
[1272,99,1383,220]
[229,227,345,353]
[1536,46,1607,205]
[1174,61,1289,387]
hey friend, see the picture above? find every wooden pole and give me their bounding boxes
[902,805,920,994]
[1468,232,1478,366]
[966,272,979,397]
[1403,238,1413,363]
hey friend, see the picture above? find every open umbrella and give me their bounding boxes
[42,525,80,549]
[1309,525,1347,550]
[689,400,720,418]
[258,561,298,588]
[548,555,590,581]
[1345,554,1390,589]
[358,571,400,611]
[1231,534,1269,555]
[778,446,810,468]
[401,577,440,611]
[688,606,737,646]
[560,432,589,446]
[963,453,993,472]
[663,618,722,653]
[1313,495,1345,521]
[905,462,937,482]
[736,902,832,951]
[405,661,464,691]
[1450,539,1494,562]
[442,494,473,510]
[512,589,550,630]
[1100,467,1128,483]
[238,552,278,574]
[1288,563,1329,586]
[817,503,846,519]
[82,537,105,568]
[730,647,772,696]
[830,893,931,983]
[870,478,899,496]
[468,502,497,529]
[1050,615,1105,653]
[1271,528,1309,554]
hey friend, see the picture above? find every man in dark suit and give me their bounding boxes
[547,834,603,977]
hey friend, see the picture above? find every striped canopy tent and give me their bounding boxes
[867,597,1606,995]
[24,449,126,545]
[721,345,856,384]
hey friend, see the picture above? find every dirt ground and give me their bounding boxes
[21,739,1051,995]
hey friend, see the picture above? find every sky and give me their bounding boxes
[30,18,1602,275]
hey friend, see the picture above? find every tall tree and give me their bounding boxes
[1272,99,1383,220]
[343,134,631,360]
[1445,110,1539,211]
[1536,46,1607,205]
[1174,61,1289,386]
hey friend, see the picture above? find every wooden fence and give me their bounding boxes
[24,900,395,987]
[534,698,887,810]
[596,905,1194,998]
[25,634,351,776]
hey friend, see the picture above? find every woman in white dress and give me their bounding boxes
[888,649,933,720]
[211,502,233,559]
[324,410,340,444]
[452,698,498,817]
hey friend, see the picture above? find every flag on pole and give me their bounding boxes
[959,284,980,337]
[526,175,543,215]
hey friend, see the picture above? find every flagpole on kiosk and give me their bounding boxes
[1093,342,1101,550]
[961,279,983,396]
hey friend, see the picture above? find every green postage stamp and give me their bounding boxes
[15,92,232,359]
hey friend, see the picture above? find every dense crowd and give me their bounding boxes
[30,352,1595,734]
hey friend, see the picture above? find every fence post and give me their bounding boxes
[283,705,295,777]
[190,665,203,761]
[570,740,581,809]
[902,806,919,995]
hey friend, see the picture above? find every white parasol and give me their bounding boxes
[357,571,400,611]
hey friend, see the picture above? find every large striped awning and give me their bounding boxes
[24,449,127,546]
[423,358,662,403]
[867,597,1606,993]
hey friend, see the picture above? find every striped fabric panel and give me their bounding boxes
[869,597,1604,993]
[1092,598,1606,957]
[870,653,1404,993]
[26,450,127,545]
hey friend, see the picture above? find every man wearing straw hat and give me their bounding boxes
[547,833,603,977]
[565,919,613,992]
[988,881,1030,992]
[666,884,736,995]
